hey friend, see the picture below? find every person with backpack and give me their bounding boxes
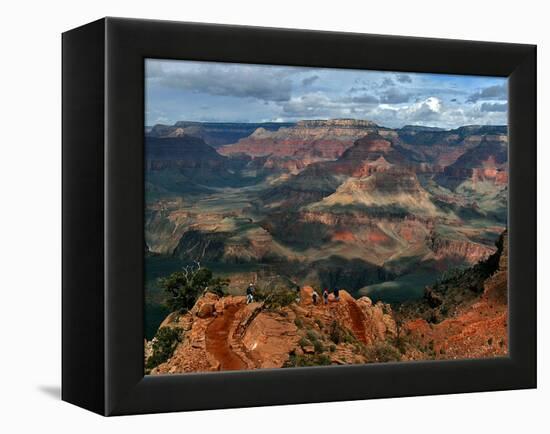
[312,289,318,305]
[246,283,255,304]
[333,287,340,302]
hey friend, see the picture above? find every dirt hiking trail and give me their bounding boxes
[205,304,247,370]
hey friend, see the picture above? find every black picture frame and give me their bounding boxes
[62,17,536,416]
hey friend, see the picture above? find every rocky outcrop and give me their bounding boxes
[148,288,397,374]
[482,231,508,304]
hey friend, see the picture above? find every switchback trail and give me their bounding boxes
[205,304,247,370]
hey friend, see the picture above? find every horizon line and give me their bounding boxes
[145,117,508,132]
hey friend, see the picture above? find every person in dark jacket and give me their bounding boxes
[333,287,340,301]
[312,290,318,305]
[322,288,329,305]
[246,283,255,304]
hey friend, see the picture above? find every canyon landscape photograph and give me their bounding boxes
[144,60,509,374]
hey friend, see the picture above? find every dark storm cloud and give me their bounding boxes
[351,93,380,103]
[480,102,508,112]
[467,83,507,103]
[396,74,413,83]
[302,75,320,86]
[151,63,293,102]
[380,88,413,104]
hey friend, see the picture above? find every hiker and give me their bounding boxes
[323,288,329,305]
[312,290,318,305]
[246,283,255,304]
[333,287,340,302]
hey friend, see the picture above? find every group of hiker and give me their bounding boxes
[245,282,341,305]
[311,287,340,305]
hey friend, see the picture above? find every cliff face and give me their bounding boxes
[434,136,508,190]
[401,231,508,360]
[428,234,496,265]
[149,288,397,373]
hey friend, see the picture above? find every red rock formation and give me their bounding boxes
[218,119,391,165]
[149,287,397,374]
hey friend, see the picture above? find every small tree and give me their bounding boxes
[146,326,182,370]
[255,287,297,310]
[160,263,229,313]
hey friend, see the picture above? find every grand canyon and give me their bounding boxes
[144,118,508,373]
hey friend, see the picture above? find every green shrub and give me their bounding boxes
[284,353,332,367]
[256,287,297,310]
[298,336,310,348]
[306,329,320,343]
[329,321,342,344]
[363,341,402,363]
[294,317,304,328]
[146,327,182,370]
[313,340,325,354]
[329,320,356,345]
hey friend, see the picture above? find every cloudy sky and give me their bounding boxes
[145,59,507,129]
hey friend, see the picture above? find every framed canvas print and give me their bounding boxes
[62,17,536,415]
